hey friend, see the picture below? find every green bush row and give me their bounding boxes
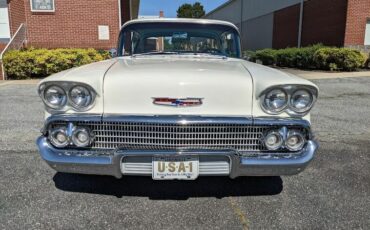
[3,48,110,79]
[244,45,368,71]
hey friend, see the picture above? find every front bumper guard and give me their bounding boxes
[37,137,318,179]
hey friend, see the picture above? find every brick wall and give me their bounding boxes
[273,4,300,49]
[301,0,347,47]
[0,43,6,52]
[273,0,348,49]
[345,0,370,46]
[24,0,121,49]
[0,63,3,80]
[8,0,26,36]
[0,43,6,80]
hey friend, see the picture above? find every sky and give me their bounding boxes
[139,0,228,18]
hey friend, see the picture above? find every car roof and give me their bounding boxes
[122,18,239,32]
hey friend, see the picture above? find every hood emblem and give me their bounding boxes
[153,98,203,107]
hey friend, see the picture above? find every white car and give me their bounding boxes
[37,18,319,180]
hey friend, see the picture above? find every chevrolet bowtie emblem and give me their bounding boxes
[152,98,203,107]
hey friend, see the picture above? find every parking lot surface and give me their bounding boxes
[0,77,369,229]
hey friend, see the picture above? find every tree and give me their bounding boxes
[177,2,205,18]
[192,2,205,18]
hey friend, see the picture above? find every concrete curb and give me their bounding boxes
[279,68,370,80]
[0,80,40,86]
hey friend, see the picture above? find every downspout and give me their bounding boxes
[240,0,243,49]
[130,0,133,20]
[298,0,304,47]
[118,0,122,27]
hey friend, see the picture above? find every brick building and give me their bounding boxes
[0,0,139,79]
[0,0,139,50]
[205,0,370,51]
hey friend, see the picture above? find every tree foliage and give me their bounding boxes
[177,2,205,18]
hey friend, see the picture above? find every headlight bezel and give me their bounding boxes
[261,88,289,114]
[42,85,68,110]
[290,89,315,114]
[260,85,318,116]
[38,82,97,112]
[68,85,94,111]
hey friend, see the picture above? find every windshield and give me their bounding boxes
[117,22,241,58]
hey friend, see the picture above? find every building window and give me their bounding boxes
[365,20,370,46]
[30,0,55,12]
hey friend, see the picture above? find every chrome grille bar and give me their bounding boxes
[51,121,274,152]
[47,116,309,153]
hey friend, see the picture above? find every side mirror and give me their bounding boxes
[109,48,117,58]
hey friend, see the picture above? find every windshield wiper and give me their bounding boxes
[180,52,228,59]
[132,51,228,59]
[132,51,179,57]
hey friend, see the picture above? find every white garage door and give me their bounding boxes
[0,0,10,39]
[365,21,370,46]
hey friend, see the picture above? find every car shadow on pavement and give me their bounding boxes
[53,173,283,200]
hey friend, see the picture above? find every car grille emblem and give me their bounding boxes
[153,98,203,107]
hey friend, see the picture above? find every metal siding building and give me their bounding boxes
[205,0,301,50]
[205,0,370,52]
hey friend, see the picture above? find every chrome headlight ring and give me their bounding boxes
[260,85,318,116]
[69,86,94,111]
[261,88,289,114]
[38,82,97,112]
[42,85,68,110]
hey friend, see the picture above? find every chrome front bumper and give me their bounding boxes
[37,136,318,179]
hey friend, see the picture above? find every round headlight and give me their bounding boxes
[264,130,284,151]
[290,89,314,113]
[69,86,93,110]
[43,86,67,109]
[263,89,288,113]
[286,130,306,151]
[49,127,69,148]
[71,127,93,147]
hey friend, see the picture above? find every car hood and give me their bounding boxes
[103,56,254,116]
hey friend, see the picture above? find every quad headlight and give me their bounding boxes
[290,89,314,113]
[264,130,284,151]
[69,86,93,110]
[43,86,67,109]
[260,85,317,116]
[49,127,69,148]
[39,82,96,112]
[71,127,93,147]
[263,89,288,113]
[263,128,307,152]
[285,130,306,151]
[49,125,94,148]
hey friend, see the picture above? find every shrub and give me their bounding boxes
[365,53,370,69]
[3,48,110,79]
[276,44,324,69]
[275,47,299,68]
[254,49,277,65]
[313,47,367,71]
[242,50,256,62]
[245,44,367,71]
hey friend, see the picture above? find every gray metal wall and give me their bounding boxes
[0,0,7,8]
[242,13,274,51]
[205,0,302,50]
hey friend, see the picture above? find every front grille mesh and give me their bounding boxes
[50,121,282,152]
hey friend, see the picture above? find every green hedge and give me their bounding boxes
[245,45,368,71]
[3,48,110,79]
[367,54,370,69]
[313,48,367,71]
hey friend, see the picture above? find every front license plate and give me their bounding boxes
[152,156,199,180]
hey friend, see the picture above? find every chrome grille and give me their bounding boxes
[50,121,278,152]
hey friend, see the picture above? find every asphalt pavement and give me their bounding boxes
[0,77,369,229]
